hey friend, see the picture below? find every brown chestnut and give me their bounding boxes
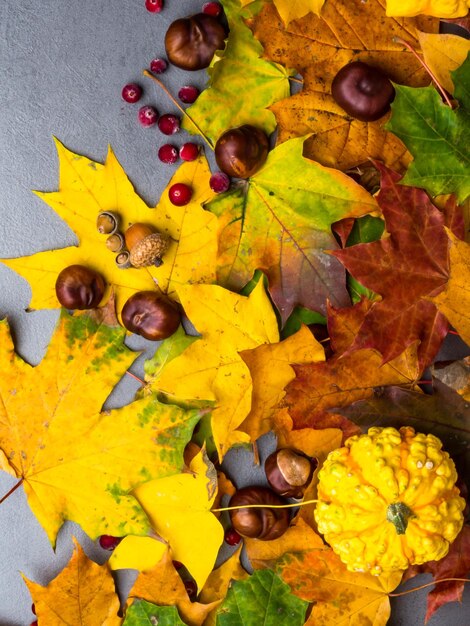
[214,125,269,179]
[165,13,227,71]
[228,486,290,541]
[331,61,395,122]
[121,291,181,341]
[265,448,316,499]
[55,265,106,310]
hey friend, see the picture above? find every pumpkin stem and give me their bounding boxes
[387,502,415,535]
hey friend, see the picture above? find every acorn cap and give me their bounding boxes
[129,232,169,268]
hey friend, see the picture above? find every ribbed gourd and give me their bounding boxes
[314,427,465,575]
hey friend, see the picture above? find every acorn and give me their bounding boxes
[214,125,269,179]
[265,448,317,499]
[165,13,227,71]
[228,486,290,541]
[124,223,169,268]
[106,232,125,253]
[97,211,119,235]
[115,251,132,270]
[55,265,106,310]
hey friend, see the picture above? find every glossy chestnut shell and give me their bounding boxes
[165,13,227,71]
[121,291,181,341]
[214,125,269,179]
[228,486,290,541]
[55,265,106,310]
[265,448,316,499]
[331,61,395,122]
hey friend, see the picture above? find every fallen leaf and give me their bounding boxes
[109,536,167,572]
[0,307,202,544]
[208,136,377,322]
[272,0,325,25]
[250,0,437,169]
[148,280,279,458]
[386,0,470,17]
[215,569,308,626]
[333,163,451,370]
[418,31,470,94]
[1,141,218,315]
[123,600,185,626]
[386,53,470,202]
[133,449,224,591]
[428,231,470,347]
[24,538,121,626]
[183,0,292,143]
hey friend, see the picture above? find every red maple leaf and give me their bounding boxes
[332,163,453,372]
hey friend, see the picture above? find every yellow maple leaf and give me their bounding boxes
[418,31,470,94]
[0,306,202,544]
[1,140,217,315]
[24,538,122,626]
[387,0,470,17]
[429,231,470,347]
[273,0,326,25]
[149,280,279,458]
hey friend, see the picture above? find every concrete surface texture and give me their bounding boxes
[0,1,468,625]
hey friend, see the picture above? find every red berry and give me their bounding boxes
[184,579,198,599]
[179,143,199,162]
[224,527,242,546]
[31,603,36,615]
[30,622,38,626]
[209,171,230,193]
[202,2,222,16]
[99,535,122,551]
[172,560,184,570]
[158,113,180,135]
[138,105,158,127]
[178,85,200,104]
[169,183,192,206]
[122,83,143,103]
[158,144,179,164]
[146,0,163,12]
[150,57,168,74]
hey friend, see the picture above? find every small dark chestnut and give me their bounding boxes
[55,265,106,310]
[265,448,317,499]
[121,291,181,341]
[331,61,395,122]
[228,486,290,541]
[214,125,269,179]
[165,13,227,71]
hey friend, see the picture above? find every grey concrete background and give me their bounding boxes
[0,1,468,624]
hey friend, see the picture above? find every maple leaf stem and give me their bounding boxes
[393,37,453,109]
[389,578,470,597]
[289,76,303,85]
[0,477,24,505]
[143,70,215,150]
[213,498,320,512]
[125,370,145,386]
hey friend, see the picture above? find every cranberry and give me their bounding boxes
[202,2,223,16]
[184,579,198,599]
[121,83,143,103]
[138,105,158,127]
[209,171,230,193]
[158,113,180,135]
[146,0,163,12]
[169,183,192,206]
[178,85,200,104]
[31,603,36,615]
[99,535,123,551]
[224,527,242,546]
[158,144,179,164]
[150,57,168,74]
[30,622,38,626]
[179,142,199,161]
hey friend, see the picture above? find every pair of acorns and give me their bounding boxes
[227,448,317,541]
[96,212,169,270]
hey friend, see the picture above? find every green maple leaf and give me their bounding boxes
[216,569,308,626]
[386,52,470,202]
[182,0,293,144]
[123,600,186,625]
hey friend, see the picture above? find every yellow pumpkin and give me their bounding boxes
[314,426,465,575]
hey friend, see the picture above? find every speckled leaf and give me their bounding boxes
[216,569,308,626]
[0,307,202,544]
[123,601,185,626]
[418,32,470,94]
[183,0,293,144]
[207,136,377,322]
[250,0,437,170]
[148,280,279,458]
[24,538,122,626]
[1,141,217,315]
[386,54,470,202]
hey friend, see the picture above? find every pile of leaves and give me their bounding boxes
[1,0,470,624]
